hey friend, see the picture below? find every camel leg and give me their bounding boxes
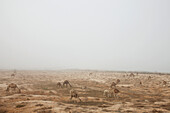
[6,86,9,92]
[14,87,16,92]
[16,87,21,93]
[70,96,73,100]
[115,94,118,99]
[77,95,81,102]
[69,83,72,87]
[113,93,116,99]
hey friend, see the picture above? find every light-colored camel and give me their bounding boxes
[103,88,120,98]
[103,89,113,98]
[6,83,21,93]
[63,80,72,87]
[70,89,81,102]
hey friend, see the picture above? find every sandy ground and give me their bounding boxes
[0,70,170,113]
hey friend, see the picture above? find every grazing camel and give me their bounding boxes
[110,82,117,88]
[129,73,135,77]
[113,88,120,98]
[63,80,72,88]
[6,83,21,93]
[70,89,81,102]
[89,73,93,76]
[116,79,120,84]
[162,80,167,86]
[110,79,120,88]
[57,82,62,88]
[11,73,15,77]
[148,76,152,80]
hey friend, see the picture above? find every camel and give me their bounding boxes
[129,73,135,77]
[63,80,72,88]
[57,82,62,88]
[110,79,120,88]
[103,89,113,98]
[162,80,167,87]
[11,73,15,77]
[103,88,120,98]
[116,79,120,84]
[6,83,21,93]
[70,89,81,102]
[89,73,93,76]
[113,88,120,98]
[110,82,117,88]
[148,76,152,80]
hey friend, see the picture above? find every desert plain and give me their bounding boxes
[0,70,170,113]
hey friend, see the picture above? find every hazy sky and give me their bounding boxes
[0,0,170,72]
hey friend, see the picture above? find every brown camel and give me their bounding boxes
[162,80,167,86]
[110,79,120,88]
[116,79,120,84]
[129,73,135,77]
[148,76,152,80]
[63,80,72,87]
[6,83,21,93]
[113,88,120,98]
[70,89,81,102]
[110,82,117,88]
[11,73,15,77]
[57,82,62,88]
[89,73,93,76]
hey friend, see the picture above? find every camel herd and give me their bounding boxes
[56,80,72,88]
[6,72,168,103]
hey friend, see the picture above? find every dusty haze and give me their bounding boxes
[0,0,170,72]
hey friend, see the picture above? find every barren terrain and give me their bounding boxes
[0,70,170,113]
